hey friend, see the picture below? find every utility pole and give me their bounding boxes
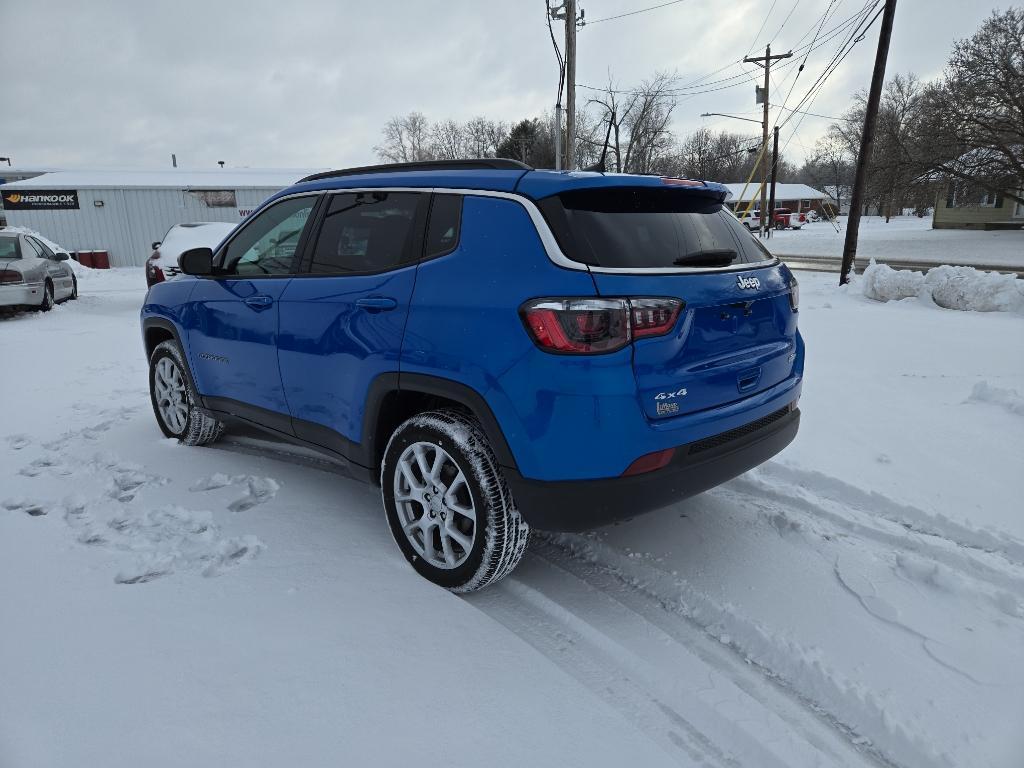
[840,0,898,284]
[554,104,562,170]
[744,45,792,237]
[564,0,577,170]
[768,126,780,239]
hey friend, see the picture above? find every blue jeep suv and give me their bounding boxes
[141,159,803,591]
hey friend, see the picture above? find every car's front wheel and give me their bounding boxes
[381,410,529,592]
[148,340,223,446]
[39,280,54,311]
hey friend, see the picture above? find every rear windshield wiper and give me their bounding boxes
[673,249,737,268]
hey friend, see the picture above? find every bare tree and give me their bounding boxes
[586,72,678,173]
[919,8,1024,207]
[430,119,466,160]
[374,112,434,163]
[800,133,853,213]
[463,117,508,158]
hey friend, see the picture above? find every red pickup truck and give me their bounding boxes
[739,208,807,230]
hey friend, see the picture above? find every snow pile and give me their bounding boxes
[967,381,1024,417]
[925,265,1024,313]
[862,260,1024,313]
[860,261,924,301]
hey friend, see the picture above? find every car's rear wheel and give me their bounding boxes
[148,340,223,446]
[69,277,78,300]
[381,410,529,592]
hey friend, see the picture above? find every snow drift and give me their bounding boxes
[862,260,1024,313]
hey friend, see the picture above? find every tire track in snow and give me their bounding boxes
[469,547,884,768]
[734,465,1024,593]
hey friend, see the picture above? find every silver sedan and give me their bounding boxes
[0,232,77,311]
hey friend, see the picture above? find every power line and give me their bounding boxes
[583,0,688,25]
[745,0,779,57]
[771,103,851,121]
[573,3,880,98]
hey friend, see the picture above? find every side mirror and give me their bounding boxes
[178,247,215,276]
[55,252,70,261]
[152,241,161,251]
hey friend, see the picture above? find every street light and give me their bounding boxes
[0,157,11,166]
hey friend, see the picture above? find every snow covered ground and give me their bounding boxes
[765,216,1024,270]
[1,268,1022,767]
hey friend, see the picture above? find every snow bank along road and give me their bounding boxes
[1,269,1022,768]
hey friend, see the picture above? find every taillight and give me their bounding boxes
[521,297,683,354]
[789,277,799,311]
[0,271,24,285]
[521,298,629,354]
[629,298,684,338]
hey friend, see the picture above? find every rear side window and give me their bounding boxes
[424,194,462,258]
[0,237,20,259]
[538,188,772,269]
[309,192,423,274]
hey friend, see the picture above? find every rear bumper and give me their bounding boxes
[0,283,41,307]
[505,404,800,532]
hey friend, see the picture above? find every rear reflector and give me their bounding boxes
[622,447,676,476]
[521,297,683,355]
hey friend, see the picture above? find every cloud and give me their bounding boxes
[1,0,1002,171]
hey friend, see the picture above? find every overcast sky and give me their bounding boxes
[1,0,1002,172]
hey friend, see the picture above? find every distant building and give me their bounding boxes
[0,168,320,266]
[933,181,1024,230]
[723,183,838,216]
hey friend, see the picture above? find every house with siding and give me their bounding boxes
[933,180,1024,230]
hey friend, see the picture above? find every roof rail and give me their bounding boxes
[298,158,532,184]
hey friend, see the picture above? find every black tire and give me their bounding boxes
[69,276,78,300]
[148,340,223,446]
[381,410,529,592]
[39,280,54,312]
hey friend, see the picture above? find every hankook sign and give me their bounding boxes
[2,190,80,210]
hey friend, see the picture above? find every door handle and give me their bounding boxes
[244,295,273,309]
[355,296,398,312]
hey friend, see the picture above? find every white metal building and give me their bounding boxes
[0,169,318,267]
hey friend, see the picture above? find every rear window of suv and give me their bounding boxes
[537,187,773,269]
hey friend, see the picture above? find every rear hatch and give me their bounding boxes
[538,185,798,420]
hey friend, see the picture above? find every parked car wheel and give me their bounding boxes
[38,280,54,311]
[69,276,78,300]
[381,410,529,592]
[148,340,224,445]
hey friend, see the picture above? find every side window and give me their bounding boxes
[29,237,55,259]
[309,192,422,275]
[424,194,463,258]
[220,196,316,276]
[22,237,44,258]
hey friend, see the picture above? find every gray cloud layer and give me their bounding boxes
[1,0,999,170]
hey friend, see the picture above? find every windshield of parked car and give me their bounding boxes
[0,236,21,260]
[538,187,772,268]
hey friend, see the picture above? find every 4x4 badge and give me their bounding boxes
[737,275,760,290]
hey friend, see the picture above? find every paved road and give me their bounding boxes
[777,253,1024,278]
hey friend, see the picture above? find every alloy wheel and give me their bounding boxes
[153,356,188,434]
[393,441,477,569]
